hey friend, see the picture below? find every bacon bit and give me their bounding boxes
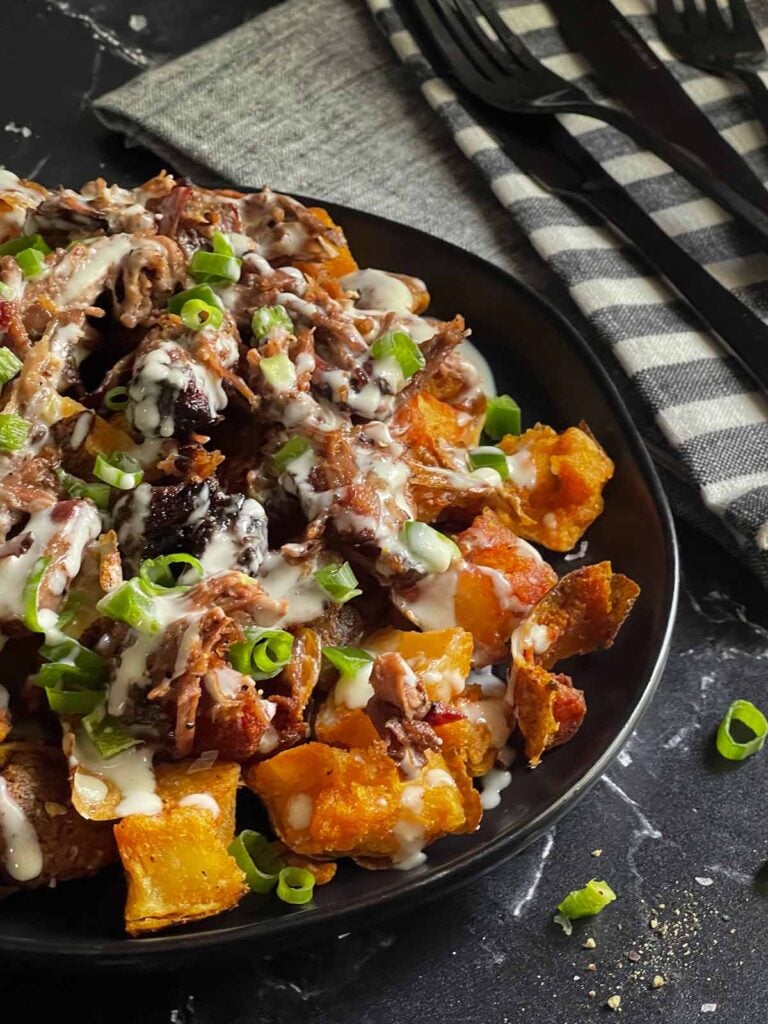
[425,703,466,727]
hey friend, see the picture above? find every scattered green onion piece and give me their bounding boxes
[0,234,51,258]
[189,249,241,285]
[22,556,52,634]
[228,627,294,681]
[96,578,160,635]
[370,329,425,381]
[0,347,22,386]
[0,412,30,452]
[313,562,362,605]
[276,866,315,906]
[211,231,236,258]
[322,646,374,677]
[484,395,522,440]
[271,436,311,473]
[15,247,46,279]
[82,704,140,759]
[40,636,106,682]
[138,553,203,596]
[104,386,129,411]
[228,830,285,894]
[46,688,105,715]
[55,467,111,511]
[93,451,143,490]
[167,284,224,315]
[32,662,92,690]
[180,298,224,332]
[251,304,293,341]
[716,699,768,761]
[467,446,509,480]
[400,521,461,575]
[554,879,617,934]
[56,590,85,630]
[259,353,296,392]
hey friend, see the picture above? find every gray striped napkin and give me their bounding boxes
[94,0,768,583]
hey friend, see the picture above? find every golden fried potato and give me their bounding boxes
[248,742,480,864]
[495,425,614,552]
[115,806,247,936]
[366,627,473,703]
[154,760,241,847]
[393,392,482,463]
[0,742,116,888]
[433,684,514,777]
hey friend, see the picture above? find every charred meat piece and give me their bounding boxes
[366,652,440,776]
[26,179,158,244]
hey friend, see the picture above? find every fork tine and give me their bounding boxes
[453,0,519,74]
[728,0,759,34]
[412,0,498,85]
[703,0,727,30]
[682,0,706,35]
[655,0,682,32]
[471,0,541,72]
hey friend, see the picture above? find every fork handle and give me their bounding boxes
[733,69,768,142]
[551,99,768,251]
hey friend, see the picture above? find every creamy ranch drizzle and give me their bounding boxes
[72,731,162,818]
[178,793,220,817]
[0,776,44,881]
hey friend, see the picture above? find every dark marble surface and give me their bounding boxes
[2,1,768,1021]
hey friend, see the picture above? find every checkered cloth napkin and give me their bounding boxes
[94,0,768,584]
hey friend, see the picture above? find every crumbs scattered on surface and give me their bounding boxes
[606,995,621,1010]
[591,849,603,857]
[652,975,665,989]
[695,877,714,887]
[701,1004,717,1013]
[129,13,147,31]
[4,122,32,138]
[583,937,597,949]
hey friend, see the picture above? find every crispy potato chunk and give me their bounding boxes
[394,392,482,462]
[433,683,514,777]
[0,711,10,744]
[248,742,480,864]
[511,562,640,765]
[115,806,247,936]
[0,743,116,888]
[315,704,380,749]
[495,425,614,552]
[366,627,473,703]
[296,207,358,281]
[154,761,241,847]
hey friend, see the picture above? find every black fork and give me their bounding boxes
[412,0,768,249]
[656,0,768,134]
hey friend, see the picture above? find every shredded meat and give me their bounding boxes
[365,652,440,774]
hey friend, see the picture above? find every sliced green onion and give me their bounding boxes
[22,556,52,633]
[82,704,140,759]
[251,304,293,341]
[93,451,143,490]
[400,521,461,575]
[228,830,285,894]
[211,231,236,258]
[716,699,768,761]
[0,234,51,258]
[96,578,160,635]
[180,298,224,332]
[468,446,509,480]
[33,662,92,690]
[167,284,224,315]
[271,436,311,473]
[15,247,46,279]
[0,413,30,451]
[189,249,241,285]
[40,636,106,682]
[484,395,522,440]
[554,879,617,934]
[139,553,203,596]
[370,329,425,381]
[104,386,129,411]
[276,866,315,906]
[56,590,85,630]
[0,347,23,386]
[228,627,294,681]
[322,646,374,677]
[46,688,105,715]
[55,467,111,511]
[313,562,362,605]
[260,353,296,392]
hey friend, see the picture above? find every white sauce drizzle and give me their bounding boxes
[0,776,44,881]
[334,661,375,709]
[178,793,220,818]
[480,768,512,810]
[286,792,313,830]
[257,552,329,627]
[72,731,162,818]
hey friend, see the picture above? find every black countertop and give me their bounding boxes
[2,2,768,1021]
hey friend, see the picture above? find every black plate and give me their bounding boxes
[0,200,679,968]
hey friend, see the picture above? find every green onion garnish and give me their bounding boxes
[467,446,509,480]
[15,247,46,279]
[276,866,315,905]
[211,231,236,257]
[96,578,160,635]
[55,467,111,510]
[46,688,105,715]
[138,553,203,596]
[22,556,51,633]
[370,329,425,380]
[40,636,107,682]
[0,413,30,452]
[56,590,85,630]
[251,304,293,341]
[228,830,285,894]
[189,249,241,286]
[93,451,143,490]
[484,395,522,440]
[167,284,224,315]
[0,234,51,258]
[322,646,374,677]
[82,703,140,759]
[554,879,617,935]
[271,436,311,473]
[228,627,294,681]
[180,298,224,332]
[716,699,768,761]
[104,386,129,411]
[0,347,23,387]
[260,353,296,391]
[313,562,362,605]
[400,521,461,575]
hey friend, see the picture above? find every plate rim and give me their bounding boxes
[0,195,680,965]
